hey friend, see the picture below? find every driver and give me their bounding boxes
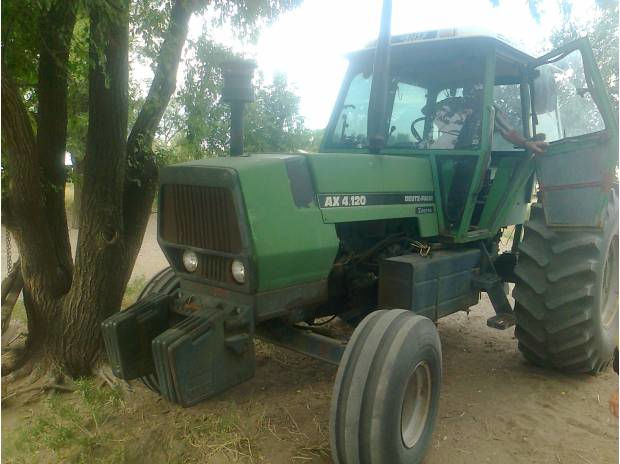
[429,83,549,154]
[428,83,548,225]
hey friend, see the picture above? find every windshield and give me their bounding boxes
[325,57,485,150]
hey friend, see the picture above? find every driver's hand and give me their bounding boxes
[525,140,549,155]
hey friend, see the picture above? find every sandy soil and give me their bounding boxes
[2,214,618,463]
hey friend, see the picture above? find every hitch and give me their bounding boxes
[257,322,346,366]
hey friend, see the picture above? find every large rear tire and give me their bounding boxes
[136,267,180,391]
[513,190,619,373]
[330,309,442,464]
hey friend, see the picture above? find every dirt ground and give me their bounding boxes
[1,213,618,463]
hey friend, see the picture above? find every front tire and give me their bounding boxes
[513,190,619,373]
[330,309,442,464]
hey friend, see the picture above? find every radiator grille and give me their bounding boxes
[168,250,231,283]
[161,184,242,253]
[198,255,230,282]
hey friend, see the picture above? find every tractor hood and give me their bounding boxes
[158,152,437,293]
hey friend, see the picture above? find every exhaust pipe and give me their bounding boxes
[221,59,256,156]
[367,0,392,155]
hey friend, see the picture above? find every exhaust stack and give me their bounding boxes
[222,59,256,156]
[367,0,392,154]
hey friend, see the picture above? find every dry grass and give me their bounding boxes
[3,347,334,464]
[121,276,146,309]
[65,183,75,212]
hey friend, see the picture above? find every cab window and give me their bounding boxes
[535,49,605,141]
[493,84,523,150]
[387,82,427,147]
[330,72,372,148]
[324,54,486,151]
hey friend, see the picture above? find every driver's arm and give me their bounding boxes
[494,108,549,155]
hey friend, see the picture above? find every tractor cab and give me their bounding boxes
[322,29,617,240]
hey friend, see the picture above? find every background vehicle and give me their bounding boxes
[102,1,619,462]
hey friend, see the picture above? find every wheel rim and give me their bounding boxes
[601,236,619,328]
[401,361,432,449]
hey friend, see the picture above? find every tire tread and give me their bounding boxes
[513,193,618,374]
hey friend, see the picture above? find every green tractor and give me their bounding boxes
[102,1,618,462]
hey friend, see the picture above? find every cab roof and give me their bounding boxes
[355,27,537,65]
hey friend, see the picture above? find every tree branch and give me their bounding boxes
[77,0,129,236]
[37,0,78,281]
[1,75,37,170]
[120,0,203,284]
[1,73,69,298]
[127,0,202,154]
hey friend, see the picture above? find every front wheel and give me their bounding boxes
[330,309,442,464]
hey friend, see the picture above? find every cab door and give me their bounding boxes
[531,38,618,228]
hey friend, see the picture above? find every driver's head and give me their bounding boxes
[463,83,484,100]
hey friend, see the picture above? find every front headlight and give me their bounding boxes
[182,250,198,273]
[231,260,246,284]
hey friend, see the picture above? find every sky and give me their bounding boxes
[179,0,601,129]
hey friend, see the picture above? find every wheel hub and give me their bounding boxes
[401,360,432,449]
[601,237,618,328]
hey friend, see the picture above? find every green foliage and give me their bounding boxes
[66,13,90,176]
[129,0,172,62]
[583,1,618,111]
[2,0,311,177]
[1,0,41,112]
[159,37,317,163]
[244,73,313,153]
[306,128,325,152]
[169,36,235,159]
[542,0,619,140]
[130,0,302,61]
[495,0,618,114]
[9,380,125,464]
[205,0,303,41]
[550,0,618,110]
[2,0,305,169]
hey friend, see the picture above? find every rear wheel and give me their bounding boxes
[513,190,619,373]
[330,309,442,464]
[136,267,179,391]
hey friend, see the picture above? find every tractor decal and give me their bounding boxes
[318,191,434,208]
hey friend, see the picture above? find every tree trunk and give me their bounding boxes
[1,1,78,368]
[1,0,201,378]
[59,0,130,375]
[60,0,199,375]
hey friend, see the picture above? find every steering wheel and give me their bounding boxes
[410,117,426,143]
